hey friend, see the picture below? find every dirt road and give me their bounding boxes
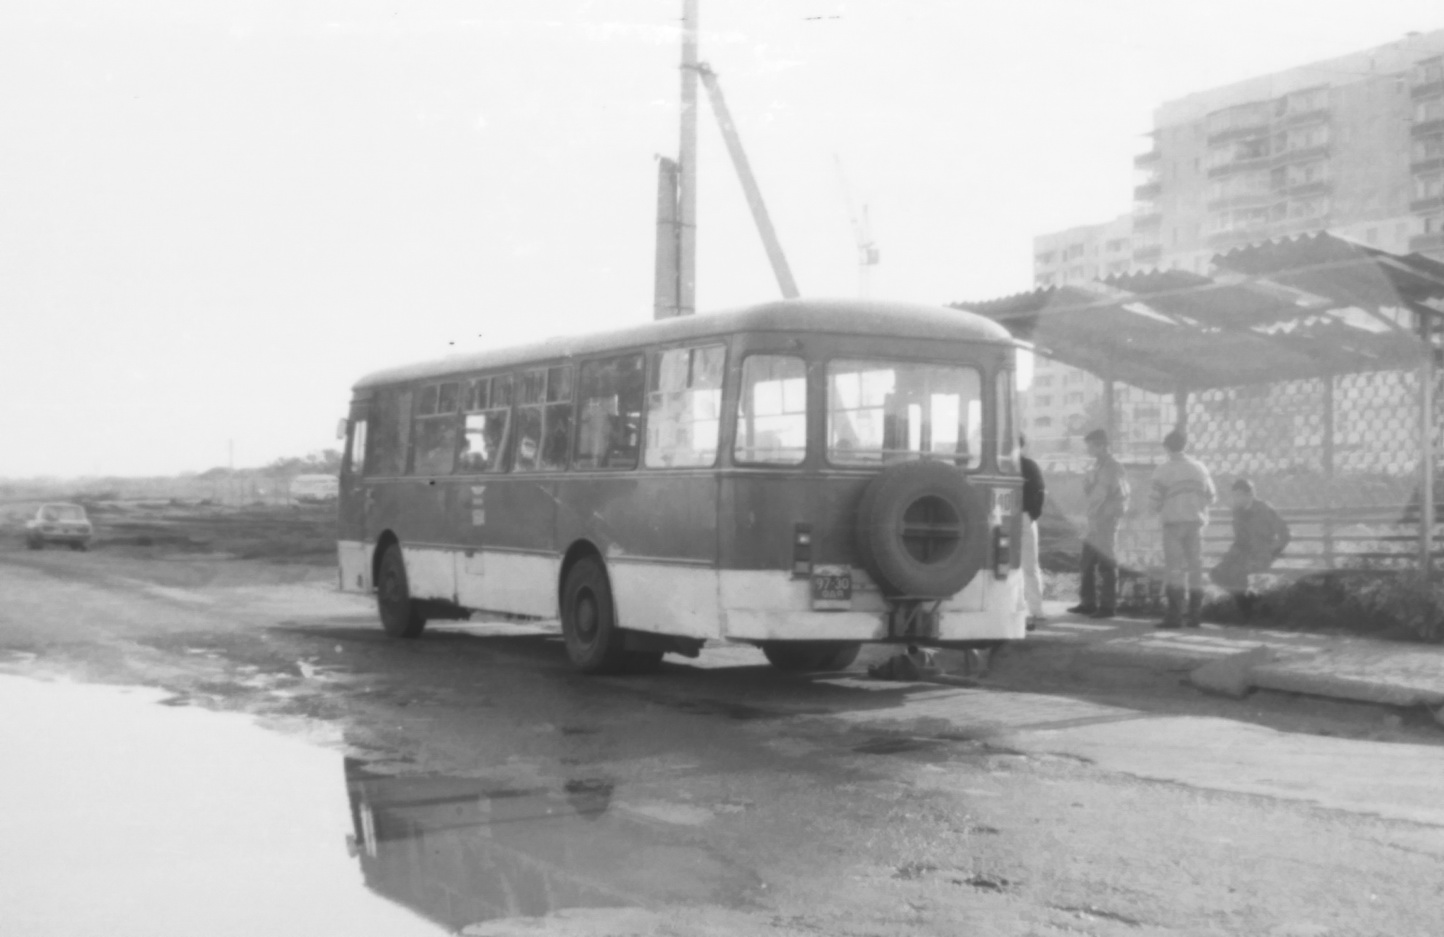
[1,505,1442,936]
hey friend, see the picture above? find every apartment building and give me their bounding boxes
[1023,29,1444,457]
[1032,214,1135,289]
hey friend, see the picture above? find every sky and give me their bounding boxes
[3,0,1442,477]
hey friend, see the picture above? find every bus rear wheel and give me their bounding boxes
[376,544,427,639]
[561,557,630,674]
[761,641,861,672]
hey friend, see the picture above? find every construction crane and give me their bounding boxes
[693,62,799,300]
[834,155,880,298]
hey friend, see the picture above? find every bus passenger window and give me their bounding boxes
[997,369,1019,473]
[735,355,806,465]
[412,381,459,476]
[646,345,725,468]
[370,388,412,476]
[458,375,511,473]
[515,367,573,472]
[575,354,645,470]
[828,360,981,468]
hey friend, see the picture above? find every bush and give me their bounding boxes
[1247,571,1444,643]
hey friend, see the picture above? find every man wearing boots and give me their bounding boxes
[1209,478,1290,620]
[1149,429,1216,629]
[1068,429,1128,619]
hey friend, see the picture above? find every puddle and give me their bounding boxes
[0,675,756,936]
[346,762,758,931]
[0,675,440,937]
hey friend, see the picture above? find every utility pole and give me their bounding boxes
[678,0,699,317]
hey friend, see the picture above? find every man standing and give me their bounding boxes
[1019,435,1046,629]
[1068,429,1128,619]
[1210,478,1290,620]
[1149,430,1216,629]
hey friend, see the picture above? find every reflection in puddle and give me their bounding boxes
[345,761,758,931]
[0,675,441,937]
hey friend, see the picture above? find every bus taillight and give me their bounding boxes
[793,523,812,577]
[990,488,1016,580]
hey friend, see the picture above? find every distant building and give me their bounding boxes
[1023,28,1444,457]
[1032,214,1135,289]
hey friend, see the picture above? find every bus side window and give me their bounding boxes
[370,388,412,476]
[735,355,807,465]
[515,367,573,472]
[347,419,368,476]
[459,375,512,473]
[412,381,460,476]
[996,369,1018,473]
[645,345,725,468]
[575,354,645,470]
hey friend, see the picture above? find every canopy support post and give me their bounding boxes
[1422,311,1437,580]
[1173,386,1189,434]
[1322,374,1335,479]
[1103,378,1116,442]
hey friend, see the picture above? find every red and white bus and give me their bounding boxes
[337,299,1025,673]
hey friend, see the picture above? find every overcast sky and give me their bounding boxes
[3,1,1441,477]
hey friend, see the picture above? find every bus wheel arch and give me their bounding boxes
[559,552,630,674]
[372,530,400,589]
[374,536,427,639]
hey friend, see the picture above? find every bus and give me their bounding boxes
[337,298,1025,674]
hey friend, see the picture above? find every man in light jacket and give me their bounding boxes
[1149,429,1216,628]
[1068,429,1128,619]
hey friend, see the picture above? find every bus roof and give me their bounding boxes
[353,298,1013,391]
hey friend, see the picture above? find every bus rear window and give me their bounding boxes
[735,355,807,465]
[646,345,725,468]
[827,359,981,467]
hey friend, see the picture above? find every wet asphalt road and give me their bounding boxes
[3,544,1444,936]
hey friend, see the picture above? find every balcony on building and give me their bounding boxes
[1132,243,1163,264]
[1132,209,1163,231]
[1413,156,1444,176]
[1411,57,1444,99]
[1413,195,1444,214]
[1285,179,1332,199]
[1133,148,1161,168]
[1410,231,1444,253]
[1415,118,1444,138]
[1133,180,1162,201]
[1205,101,1273,147]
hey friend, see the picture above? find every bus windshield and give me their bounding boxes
[826,359,982,467]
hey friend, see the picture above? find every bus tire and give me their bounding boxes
[561,557,629,674]
[856,460,988,598]
[376,544,427,639]
[761,641,861,672]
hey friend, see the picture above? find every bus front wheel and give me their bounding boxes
[761,641,861,672]
[376,544,427,639]
[561,557,630,674]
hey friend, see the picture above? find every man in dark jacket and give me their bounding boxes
[1019,435,1046,629]
[1209,478,1291,619]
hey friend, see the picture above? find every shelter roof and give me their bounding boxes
[953,234,1444,393]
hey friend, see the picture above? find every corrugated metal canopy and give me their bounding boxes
[954,233,1444,393]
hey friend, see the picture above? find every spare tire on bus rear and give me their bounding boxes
[855,459,989,598]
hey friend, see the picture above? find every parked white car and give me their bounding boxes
[291,474,339,503]
[25,503,93,550]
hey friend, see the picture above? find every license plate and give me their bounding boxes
[810,564,852,610]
